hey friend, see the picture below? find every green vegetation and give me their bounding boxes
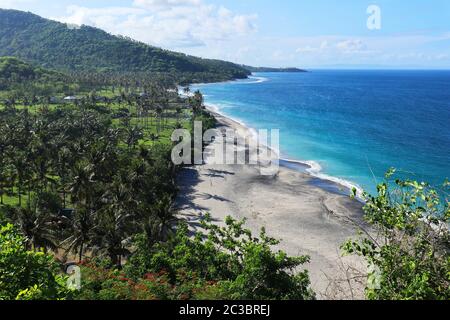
[0,224,71,300]
[0,9,250,84]
[0,74,448,300]
[0,77,315,300]
[76,216,314,300]
[0,56,78,97]
[0,10,448,299]
[0,56,61,83]
[0,88,190,261]
[343,170,449,300]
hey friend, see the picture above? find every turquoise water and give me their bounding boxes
[191,71,450,194]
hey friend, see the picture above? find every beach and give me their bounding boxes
[176,109,367,299]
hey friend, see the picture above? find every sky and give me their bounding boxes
[1,0,450,69]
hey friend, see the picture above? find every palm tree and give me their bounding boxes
[175,107,183,126]
[12,152,30,208]
[98,177,137,267]
[8,192,61,251]
[190,90,204,116]
[0,169,7,205]
[0,153,10,205]
[63,208,96,263]
[123,125,143,151]
[29,137,54,192]
[56,147,72,208]
[69,162,95,211]
[152,195,177,242]
[142,104,152,130]
[155,106,163,134]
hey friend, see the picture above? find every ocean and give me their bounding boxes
[191,70,450,195]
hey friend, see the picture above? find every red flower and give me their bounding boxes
[144,273,156,281]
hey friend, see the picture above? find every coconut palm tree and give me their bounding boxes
[63,208,96,263]
[97,177,137,267]
[175,107,183,126]
[12,152,30,208]
[69,161,95,211]
[123,125,143,151]
[8,192,61,251]
[56,146,72,208]
[152,195,177,242]
[0,167,7,205]
[155,106,163,134]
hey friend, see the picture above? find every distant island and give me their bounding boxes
[242,65,308,73]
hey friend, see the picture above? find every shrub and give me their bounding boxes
[125,215,315,300]
[342,170,450,300]
[75,261,218,300]
[0,223,71,300]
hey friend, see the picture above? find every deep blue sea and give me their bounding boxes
[191,71,450,195]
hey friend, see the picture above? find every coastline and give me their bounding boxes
[205,102,365,199]
[181,75,269,94]
[176,107,367,299]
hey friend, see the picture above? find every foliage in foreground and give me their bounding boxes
[0,214,314,300]
[0,223,70,300]
[342,170,450,300]
[77,216,315,300]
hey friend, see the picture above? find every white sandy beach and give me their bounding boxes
[176,110,367,299]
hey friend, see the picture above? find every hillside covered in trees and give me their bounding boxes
[0,9,251,83]
[0,56,63,88]
[0,56,81,97]
[0,57,61,82]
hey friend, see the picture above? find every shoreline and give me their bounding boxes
[176,108,367,299]
[184,70,366,200]
[204,103,365,200]
[186,75,269,89]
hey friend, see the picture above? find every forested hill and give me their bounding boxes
[0,9,250,82]
[0,56,65,90]
[0,56,61,82]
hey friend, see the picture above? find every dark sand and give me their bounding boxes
[176,110,367,299]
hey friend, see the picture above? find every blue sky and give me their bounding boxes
[2,0,450,68]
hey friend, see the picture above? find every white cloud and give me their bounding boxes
[54,1,257,49]
[296,41,329,54]
[0,0,36,9]
[320,41,329,50]
[296,46,318,54]
[435,53,449,60]
[58,5,146,27]
[381,52,450,62]
[336,39,367,53]
[4,1,449,68]
[133,0,202,10]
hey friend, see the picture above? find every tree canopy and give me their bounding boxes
[0,9,250,83]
